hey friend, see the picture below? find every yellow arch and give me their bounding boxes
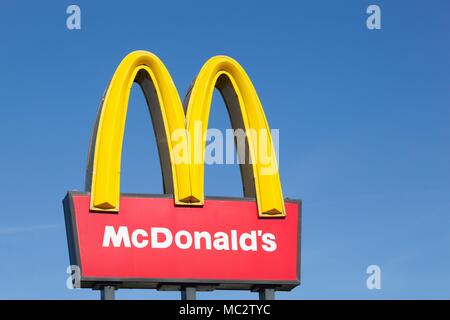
[87,51,285,217]
[87,50,194,211]
[185,56,285,217]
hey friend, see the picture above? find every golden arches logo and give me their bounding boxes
[85,50,285,217]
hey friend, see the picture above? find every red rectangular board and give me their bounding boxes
[63,192,301,290]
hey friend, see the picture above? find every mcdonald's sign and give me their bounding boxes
[63,51,301,292]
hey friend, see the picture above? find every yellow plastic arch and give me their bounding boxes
[87,51,285,217]
[87,50,194,211]
[185,56,285,217]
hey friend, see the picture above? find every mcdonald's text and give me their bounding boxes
[102,226,278,252]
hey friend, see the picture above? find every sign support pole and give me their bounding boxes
[100,286,116,300]
[259,288,275,300]
[181,287,197,300]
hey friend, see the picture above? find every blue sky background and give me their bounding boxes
[0,0,449,299]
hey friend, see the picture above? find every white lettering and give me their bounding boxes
[261,233,277,252]
[131,229,149,248]
[102,226,131,247]
[239,231,257,251]
[194,231,212,250]
[101,226,278,252]
[175,230,193,249]
[213,232,230,250]
[151,227,173,248]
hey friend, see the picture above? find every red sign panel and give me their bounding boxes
[63,192,301,290]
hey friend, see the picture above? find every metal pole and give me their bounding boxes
[100,286,116,300]
[259,288,275,300]
[181,287,197,300]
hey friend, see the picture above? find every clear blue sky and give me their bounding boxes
[0,1,449,299]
